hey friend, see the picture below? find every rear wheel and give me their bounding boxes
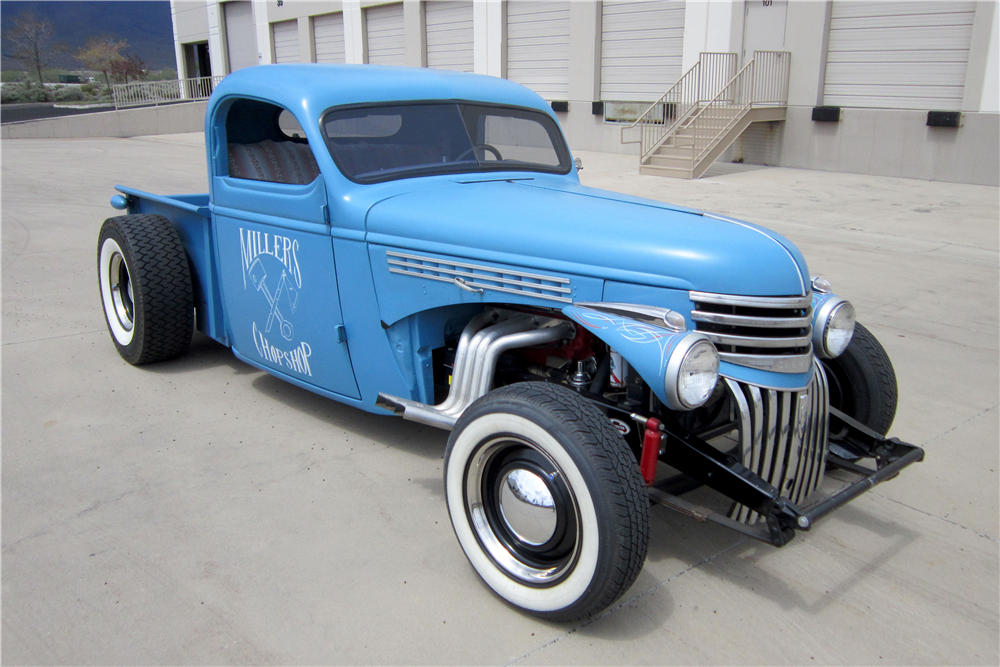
[444,382,648,622]
[98,214,193,365]
[822,322,898,437]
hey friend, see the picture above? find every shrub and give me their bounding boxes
[0,81,53,104]
[1,86,28,104]
[54,87,84,102]
[22,86,53,102]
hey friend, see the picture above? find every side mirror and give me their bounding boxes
[574,157,583,172]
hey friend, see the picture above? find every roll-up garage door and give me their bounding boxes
[366,3,405,66]
[272,20,299,63]
[426,1,474,72]
[600,0,685,102]
[506,1,570,100]
[823,1,976,109]
[314,13,346,64]
[224,1,257,72]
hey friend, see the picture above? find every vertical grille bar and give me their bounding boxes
[789,390,812,504]
[759,390,778,493]
[726,379,753,469]
[808,363,830,493]
[725,379,758,524]
[742,385,770,525]
[792,374,820,503]
[725,366,830,524]
[769,390,791,492]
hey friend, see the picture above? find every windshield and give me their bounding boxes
[321,102,572,183]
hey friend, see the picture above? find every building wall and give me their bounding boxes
[173,1,210,46]
[169,0,999,186]
[777,0,999,186]
[780,105,999,183]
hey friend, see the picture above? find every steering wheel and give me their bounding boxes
[457,143,503,162]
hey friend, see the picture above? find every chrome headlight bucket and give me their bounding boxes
[664,334,720,410]
[812,296,856,358]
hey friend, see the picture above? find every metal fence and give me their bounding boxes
[112,75,224,110]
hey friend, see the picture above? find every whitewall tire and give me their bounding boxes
[444,382,648,622]
[97,215,193,365]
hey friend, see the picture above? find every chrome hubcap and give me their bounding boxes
[499,469,557,546]
[465,437,580,586]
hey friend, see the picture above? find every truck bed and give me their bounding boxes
[114,187,226,345]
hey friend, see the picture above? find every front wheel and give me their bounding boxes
[822,322,898,437]
[444,382,649,623]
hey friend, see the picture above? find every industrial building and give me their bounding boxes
[170,0,999,185]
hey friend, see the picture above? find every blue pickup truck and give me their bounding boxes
[98,64,922,622]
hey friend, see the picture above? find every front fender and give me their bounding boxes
[562,304,711,411]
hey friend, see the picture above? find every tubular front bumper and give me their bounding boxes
[645,406,924,547]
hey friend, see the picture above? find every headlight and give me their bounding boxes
[813,297,856,358]
[665,335,720,410]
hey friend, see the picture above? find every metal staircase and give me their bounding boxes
[623,51,791,179]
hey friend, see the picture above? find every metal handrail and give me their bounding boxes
[112,75,224,110]
[685,61,756,162]
[621,53,737,161]
[685,51,791,164]
[621,61,699,146]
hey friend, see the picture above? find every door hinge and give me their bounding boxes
[335,324,346,343]
[322,204,330,224]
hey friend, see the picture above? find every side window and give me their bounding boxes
[225,99,320,185]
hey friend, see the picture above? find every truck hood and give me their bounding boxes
[364,178,809,296]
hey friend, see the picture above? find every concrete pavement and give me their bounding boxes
[2,133,998,665]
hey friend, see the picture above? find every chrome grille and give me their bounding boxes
[690,290,813,374]
[724,362,830,524]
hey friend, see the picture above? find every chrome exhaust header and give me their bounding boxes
[377,309,575,430]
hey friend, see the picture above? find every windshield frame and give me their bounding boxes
[319,100,573,184]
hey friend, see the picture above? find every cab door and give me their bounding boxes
[211,101,360,399]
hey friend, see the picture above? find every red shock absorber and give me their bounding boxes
[640,417,662,486]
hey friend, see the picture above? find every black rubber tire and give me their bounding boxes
[821,322,898,436]
[444,382,649,623]
[97,214,193,365]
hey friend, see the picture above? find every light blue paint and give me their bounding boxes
[113,64,848,414]
[562,304,694,410]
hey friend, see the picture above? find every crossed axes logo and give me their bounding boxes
[248,256,298,341]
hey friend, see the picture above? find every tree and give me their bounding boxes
[111,53,147,84]
[1,10,66,86]
[76,37,128,89]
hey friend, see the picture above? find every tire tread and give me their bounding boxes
[465,382,649,623]
[823,322,898,435]
[849,323,897,434]
[98,214,193,364]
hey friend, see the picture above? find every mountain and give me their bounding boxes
[1,1,175,71]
